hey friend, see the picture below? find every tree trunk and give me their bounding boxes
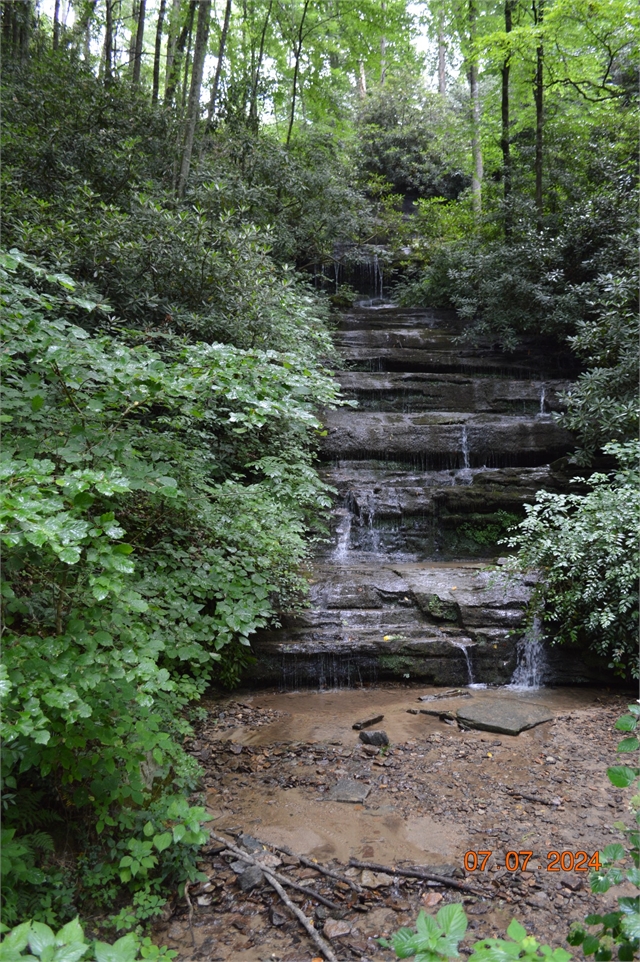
[152,0,166,104]
[164,0,182,99]
[286,0,311,146]
[207,0,233,122]
[358,61,367,98]
[468,0,483,215]
[165,0,195,105]
[177,0,211,197]
[533,0,544,226]
[380,0,387,84]
[132,0,146,83]
[129,0,138,68]
[248,0,273,123]
[53,0,61,48]
[181,6,196,111]
[501,0,514,235]
[104,0,113,81]
[437,5,446,94]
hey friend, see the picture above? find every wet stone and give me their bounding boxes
[359,730,390,746]
[456,698,554,735]
[324,918,353,939]
[353,713,384,730]
[327,778,371,803]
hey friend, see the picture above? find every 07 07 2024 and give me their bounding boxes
[463,850,602,872]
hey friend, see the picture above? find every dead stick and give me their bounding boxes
[271,843,363,893]
[222,849,343,911]
[184,881,196,947]
[262,870,339,962]
[508,791,560,807]
[348,859,489,897]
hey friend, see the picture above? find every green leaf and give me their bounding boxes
[607,767,638,788]
[3,923,32,953]
[582,935,601,955]
[615,716,638,732]
[620,913,640,939]
[54,920,84,945]
[617,738,640,753]
[436,903,468,941]
[153,833,172,852]
[506,919,527,942]
[29,923,56,955]
[31,395,45,412]
[602,843,625,862]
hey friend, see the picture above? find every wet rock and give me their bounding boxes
[361,870,394,889]
[230,861,264,891]
[456,699,554,735]
[327,778,371,803]
[353,714,384,730]
[323,919,352,939]
[359,730,389,746]
[238,833,264,853]
[270,907,288,926]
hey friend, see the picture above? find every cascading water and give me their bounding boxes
[451,640,475,685]
[333,510,352,561]
[461,426,470,469]
[539,385,546,415]
[508,616,548,689]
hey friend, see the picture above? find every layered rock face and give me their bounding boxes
[248,304,601,688]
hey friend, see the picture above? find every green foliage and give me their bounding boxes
[470,920,572,962]
[0,243,337,922]
[504,442,640,678]
[459,511,521,547]
[0,918,176,962]
[379,903,467,960]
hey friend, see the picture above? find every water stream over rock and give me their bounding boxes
[247,304,609,689]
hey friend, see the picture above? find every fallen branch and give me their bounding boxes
[262,869,339,962]
[222,849,343,911]
[271,843,363,894]
[508,790,562,807]
[348,859,489,897]
[208,831,343,911]
[209,832,338,961]
[184,881,196,948]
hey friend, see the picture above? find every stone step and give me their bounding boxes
[337,347,577,378]
[321,410,575,467]
[336,372,571,414]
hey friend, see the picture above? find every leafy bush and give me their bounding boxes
[0,918,175,962]
[503,441,640,678]
[379,903,468,960]
[0,248,338,924]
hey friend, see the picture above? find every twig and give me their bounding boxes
[208,832,338,961]
[184,881,195,947]
[271,843,363,894]
[348,859,489,897]
[222,849,343,911]
[508,790,561,807]
[262,870,339,962]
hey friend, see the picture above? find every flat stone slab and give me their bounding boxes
[456,698,554,735]
[327,778,371,803]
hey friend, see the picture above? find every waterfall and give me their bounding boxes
[461,426,470,469]
[539,385,546,415]
[451,640,475,685]
[333,510,352,561]
[508,616,548,689]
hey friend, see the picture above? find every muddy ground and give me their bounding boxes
[154,685,637,962]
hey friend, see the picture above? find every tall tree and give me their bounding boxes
[152,0,166,103]
[177,0,211,196]
[467,0,483,213]
[501,0,515,234]
[286,0,311,145]
[104,0,114,81]
[248,0,273,123]
[532,0,544,226]
[207,0,233,122]
[53,0,61,48]
[165,0,196,104]
[437,4,446,94]
[132,0,146,83]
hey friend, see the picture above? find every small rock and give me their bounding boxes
[361,744,379,756]
[361,870,394,889]
[270,907,288,926]
[323,919,352,939]
[422,892,443,907]
[238,864,264,892]
[238,833,264,853]
[526,891,549,908]
[359,730,389,746]
[353,714,384,730]
[327,778,371,803]
[196,894,213,906]
[167,923,184,940]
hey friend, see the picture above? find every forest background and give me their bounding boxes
[0,0,638,938]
